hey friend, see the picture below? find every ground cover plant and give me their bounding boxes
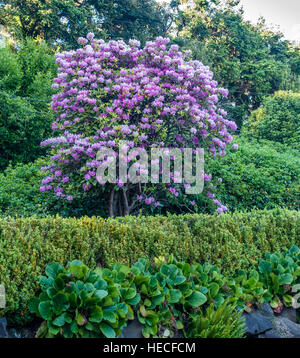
[28,245,300,338]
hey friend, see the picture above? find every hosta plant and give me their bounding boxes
[28,260,137,338]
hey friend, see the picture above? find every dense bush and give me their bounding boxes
[204,137,300,212]
[244,91,300,149]
[41,34,237,216]
[177,5,300,129]
[0,159,108,218]
[0,209,299,325]
[0,159,54,217]
[1,136,298,217]
[0,40,56,169]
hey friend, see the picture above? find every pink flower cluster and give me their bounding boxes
[41,34,238,213]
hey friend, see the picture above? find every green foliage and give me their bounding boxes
[0,40,56,169]
[258,246,300,310]
[190,263,228,308]
[1,136,298,217]
[29,260,136,338]
[29,246,300,338]
[130,256,206,338]
[185,301,246,338]
[0,159,108,218]
[0,159,55,217]
[232,270,265,312]
[244,91,300,149]
[204,137,300,212]
[0,209,299,325]
[0,0,171,48]
[175,2,300,128]
[0,45,22,90]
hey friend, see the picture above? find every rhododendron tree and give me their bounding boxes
[41,33,238,217]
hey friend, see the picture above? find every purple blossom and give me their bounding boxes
[41,34,237,214]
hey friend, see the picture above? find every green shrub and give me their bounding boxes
[204,137,300,212]
[0,209,299,325]
[1,137,298,217]
[185,301,246,338]
[0,159,108,218]
[0,40,56,169]
[243,91,300,149]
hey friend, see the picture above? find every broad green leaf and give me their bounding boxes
[103,310,117,323]
[76,312,86,326]
[258,260,272,274]
[126,294,141,306]
[100,323,116,338]
[94,290,108,300]
[45,263,64,279]
[186,291,207,307]
[279,273,293,285]
[89,306,103,323]
[52,314,66,327]
[38,301,53,320]
[169,289,182,303]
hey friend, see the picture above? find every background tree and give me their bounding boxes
[0,39,57,169]
[0,0,174,48]
[174,0,300,128]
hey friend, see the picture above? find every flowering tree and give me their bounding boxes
[41,33,238,217]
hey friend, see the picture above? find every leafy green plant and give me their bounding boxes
[108,256,208,338]
[26,246,300,338]
[185,301,246,338]
[257,245,300,312]
[140,257,209,338]
[231,270,265,312]
[190,262,229,308]
[190,263,265,313]
[28,261,137,338]
[0,40,56,170]
[0,159,109,218]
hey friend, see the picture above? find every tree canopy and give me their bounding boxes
[0,0,173,47]
[174,0,300,127]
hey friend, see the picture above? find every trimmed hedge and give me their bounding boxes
[0,209,299,324]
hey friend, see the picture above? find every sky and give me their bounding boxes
[239,0,300,43]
